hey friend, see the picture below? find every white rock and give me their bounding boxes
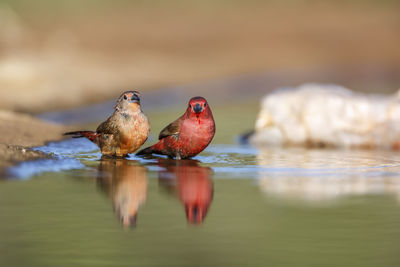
[250,84,400,149]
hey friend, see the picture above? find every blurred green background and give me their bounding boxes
[0,0,399,112]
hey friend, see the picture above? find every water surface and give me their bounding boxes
[2,100,400,267]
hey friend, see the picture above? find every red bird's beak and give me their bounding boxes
[193,103,203,114]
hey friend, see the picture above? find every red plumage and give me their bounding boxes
[137,96,215,159]
[64,131,99,143]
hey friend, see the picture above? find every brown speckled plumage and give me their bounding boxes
[65,91,150,157]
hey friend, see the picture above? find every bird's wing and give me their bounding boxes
[159,117,183,140]
[96,117,119,135]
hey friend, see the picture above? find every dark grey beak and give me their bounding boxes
[130,94,140,103]
[193,103,202,113]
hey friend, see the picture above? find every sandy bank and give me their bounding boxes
[0,110,66,177]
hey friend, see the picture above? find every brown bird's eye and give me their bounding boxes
[123,95,127,100]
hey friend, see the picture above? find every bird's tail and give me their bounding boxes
[64,131,99,142]
[136,146,156,156]
[137,141,165,157]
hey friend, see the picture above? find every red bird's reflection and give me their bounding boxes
[97,158,147,228]
[158,159,213,224]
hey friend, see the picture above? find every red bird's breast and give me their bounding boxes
[164,115,215,158]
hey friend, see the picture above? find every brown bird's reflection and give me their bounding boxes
[97,158,147,227]
[157,159,213,224]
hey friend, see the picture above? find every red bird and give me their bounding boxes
[64,91,150,157]
[137,96,215,159]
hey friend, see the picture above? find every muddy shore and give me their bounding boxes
[0,110,66,177]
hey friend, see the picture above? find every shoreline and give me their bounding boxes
[0,110,67,177]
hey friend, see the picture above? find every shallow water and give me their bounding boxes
[2,137,400,267]
[3,98,400,267]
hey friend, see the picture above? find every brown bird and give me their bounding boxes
[137,96,215,159]
[65,91,150,157]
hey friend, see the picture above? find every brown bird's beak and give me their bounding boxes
[121,214,137,228]
[193,103,202,113]
[130,94,140,103]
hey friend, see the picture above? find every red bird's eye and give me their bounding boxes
[189,104,192,108]
[204,103,207,107]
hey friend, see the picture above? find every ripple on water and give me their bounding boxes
[7,158,85,180]
[7,138,98,179]
[7,138,400,183]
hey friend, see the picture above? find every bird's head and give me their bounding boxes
[115,91,142,113]
[184,204,208,224]
[187,96,210,117]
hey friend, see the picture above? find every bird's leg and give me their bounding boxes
[175,153,181,160]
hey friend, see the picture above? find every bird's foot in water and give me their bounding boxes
[101,154,129,160]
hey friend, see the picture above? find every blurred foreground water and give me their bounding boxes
[2,135,400,266]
